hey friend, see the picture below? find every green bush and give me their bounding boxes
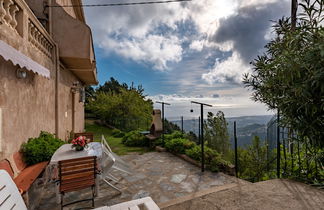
[152,137,163,147]
[164,131,186,142]
[165,138,195,154]
[21,131,65,165]
[122,130,148,147]
[111,129,125,138]
[185,145,201,161]
[185,145,230,172]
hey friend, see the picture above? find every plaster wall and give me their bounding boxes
[58,66,84,140]
[55,0,77,19]
[0,58,85,161]
[0,57,55,160]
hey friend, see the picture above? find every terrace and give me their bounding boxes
[37,151,242,210]
[28,122,322,210]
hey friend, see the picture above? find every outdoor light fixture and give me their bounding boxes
[190,103,193,112]
[71,81,85,103]
[16,68,27,79]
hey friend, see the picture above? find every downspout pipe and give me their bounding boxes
[49,0,60,138]
[54,44,60,138]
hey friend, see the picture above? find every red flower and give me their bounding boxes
[71,136,87,148]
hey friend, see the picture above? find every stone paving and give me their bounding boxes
[162,179,324,210]
[37,151,239,210]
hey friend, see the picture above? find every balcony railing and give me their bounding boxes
[0,0,55,67]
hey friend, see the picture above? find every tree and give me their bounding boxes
[164,119,181,134]
[243,0,324,148]
[87,86,153,131]
[85,86,95,105]
[238,136,271,182]
[97,77,128,94]
[97,77,145,97]
[187,131,199,144]
[204,111,230,155]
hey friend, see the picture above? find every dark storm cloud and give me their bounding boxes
[211,1,290,63]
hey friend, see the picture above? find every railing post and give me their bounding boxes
[190,101,212,173]
[200,104,204,172]
[198,116,200,145]
[234,121,238,178]
[277,111,280,178]
[181,116,183,134]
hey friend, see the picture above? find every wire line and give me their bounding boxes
[48,0,192,7]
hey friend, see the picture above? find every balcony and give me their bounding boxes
[51,2,98,85]
[0,0,55,72]
[0,0,97,84]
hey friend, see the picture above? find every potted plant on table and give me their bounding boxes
[71,136,88,151]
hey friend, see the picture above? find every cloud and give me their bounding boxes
[84,0,289,117]
[210,1,289,63]
[200,0,290,84]
[84,0,189,71]
[85,0,289,74]
[202,52,250,84]
[148,93,273,118]
[99,35,183,70]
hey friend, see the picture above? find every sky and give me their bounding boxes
[83,0,291,119]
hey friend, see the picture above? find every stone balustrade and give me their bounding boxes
[0,0,19,29]
[28,20,53,58]
[0,0,54,59]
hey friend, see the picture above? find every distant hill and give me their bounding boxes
[171,115,273,148]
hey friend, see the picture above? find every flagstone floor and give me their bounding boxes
[37,151,240,210]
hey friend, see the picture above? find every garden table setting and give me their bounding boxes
[45,139,105,204]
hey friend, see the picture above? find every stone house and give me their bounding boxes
[0,0,97,161]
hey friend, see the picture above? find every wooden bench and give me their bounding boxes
[74,132,94,142]
[0,152,48,202]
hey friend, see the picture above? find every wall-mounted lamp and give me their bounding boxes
[71,81,85,103]
[16,68,27,79]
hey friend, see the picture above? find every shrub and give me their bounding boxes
[21,131,65,165]
[185,145,218,163]
[152,137,163,147]
[122,130,148,147]
[165,138,195,154]
[111,129,125,138]
[164,131,186,142]
[185,145,230,172]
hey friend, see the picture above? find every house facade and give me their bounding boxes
[0,0,97,161]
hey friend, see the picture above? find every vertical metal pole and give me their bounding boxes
[291,0,298,31]
[198,116,200,145]
[181,116,184,133]
[201,104,204,172]
[291,136,294,175]
[234,121,238,178]
[266,126,270,172]
[277,111,281,178]
[162,103,165,145]
[283,127,287,175]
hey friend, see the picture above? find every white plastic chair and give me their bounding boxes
[101,135,132,174]
[94,197,160,210]
[100,135,133,192]
[0,170,160,210]
[0,170,28,210]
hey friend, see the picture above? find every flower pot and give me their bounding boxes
[74,145,84,151]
